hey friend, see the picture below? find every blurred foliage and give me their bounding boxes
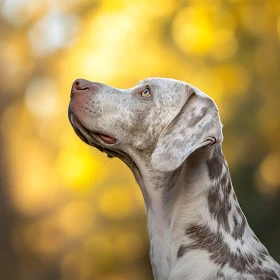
[0,0,280,279]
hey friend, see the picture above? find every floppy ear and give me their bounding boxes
[151,87,223,172]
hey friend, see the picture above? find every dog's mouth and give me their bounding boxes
[98,134,117,144]
[68,108,117,146]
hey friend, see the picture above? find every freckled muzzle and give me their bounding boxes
[69,78,117,145]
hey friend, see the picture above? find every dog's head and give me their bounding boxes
[68,78,223,172]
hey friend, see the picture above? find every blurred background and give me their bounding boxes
[0,0,280,279]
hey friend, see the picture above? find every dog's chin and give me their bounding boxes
[68,110,120,159]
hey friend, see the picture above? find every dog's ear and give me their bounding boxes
[151,86,223,172]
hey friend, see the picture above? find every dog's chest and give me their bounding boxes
[147,222,220,280]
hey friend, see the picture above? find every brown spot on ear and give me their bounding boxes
[188,115,202,127]
[200,107,207,115]
[187,107,207,127]
[187,107,208,128]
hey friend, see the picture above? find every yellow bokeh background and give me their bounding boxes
[0,0,280,279]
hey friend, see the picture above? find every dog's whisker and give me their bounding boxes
[93,158,109,174]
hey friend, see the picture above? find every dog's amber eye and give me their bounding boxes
[141,88,150,97]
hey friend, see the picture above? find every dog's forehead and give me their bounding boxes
[137,77,184,89]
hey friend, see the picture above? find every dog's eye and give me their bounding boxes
[141,88,150,97]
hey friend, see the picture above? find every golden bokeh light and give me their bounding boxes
[55,140,106,193]
[61,250,83,280]
[25,77,58,119]
[172,4,236,58]
[214,63,250,96]
[278,17,280,42]
[58,201,94,238]
[259,153,280,192]
[98,186,136,219]
[115,231,145,261]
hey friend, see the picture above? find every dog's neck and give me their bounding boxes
[129,145,278,280]
[133,145,242,236]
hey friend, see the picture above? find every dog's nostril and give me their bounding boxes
[73,80,90,91]
[71,78,99,97]
[74,81,80,88]
[71,79,94,96]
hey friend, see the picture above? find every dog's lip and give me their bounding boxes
[75,125,117,146]
[68,111,117,146]
[98,133,117,144]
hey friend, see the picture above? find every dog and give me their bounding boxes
[68,77,280,280]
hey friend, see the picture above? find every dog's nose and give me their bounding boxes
[71,79,92,96]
